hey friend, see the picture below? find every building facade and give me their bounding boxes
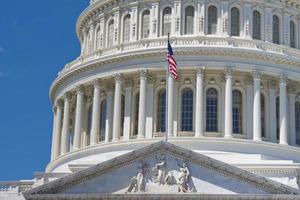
[2,0,300,199]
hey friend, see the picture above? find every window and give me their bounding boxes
[185,6,194,34]
[181,89,193,131]
[141,10,150,39]
[162,7,172,36]
[231,7,240,36]
[253,11,261,40]
[99,100,107,142]
[276,97,279,140]
[232,90,242,134]
[206,88,218,132]
[290,21,296,48]
[208,6,218,34]
[134,92,140,135]
[87,105,93,146]
[120,95,125,137]
[261,94,265,138]
[157,89,166,132]
[273,15,280,44]
[108,19,114,46]
[295,102,300,145]
[123,14,131,43]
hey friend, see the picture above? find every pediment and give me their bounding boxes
[24,141,300,200]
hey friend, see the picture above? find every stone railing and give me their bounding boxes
[0,181,34,194]
[59,37,300,77]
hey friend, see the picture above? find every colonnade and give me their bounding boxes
[50,68,297,161]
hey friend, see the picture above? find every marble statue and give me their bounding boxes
[152,156,166,185]
[177,162,196,193]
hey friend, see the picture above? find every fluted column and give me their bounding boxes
[224,68,233,138]
[279,75,288,145]
[105,89,114,143]
[112,74,122,141]
[289,87,296,146]
[245,77,253,139]
[138,70,147,139]
[51,101,63,160]
[90,80,101,145]
[81,28,86,55]
[73,86,84,150]
[195,68,204,137]
[268,81,277,143]
[123,81,133,140]
[61,93,71,155]
[253,71,262,141]
[167,74,174,137]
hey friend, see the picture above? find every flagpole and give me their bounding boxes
[165,33,170,142]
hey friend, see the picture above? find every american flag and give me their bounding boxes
[167,40,178,79]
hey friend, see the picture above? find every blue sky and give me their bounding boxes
[0,1,88,181]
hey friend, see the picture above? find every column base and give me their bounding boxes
[279,141,289,145]
[137,135,145,139]
[224,135,233,139]
[195,133,204,137]
[112,138,120,142]
[253,137,262,142]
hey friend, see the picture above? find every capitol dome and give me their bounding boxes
[6,0,300,199]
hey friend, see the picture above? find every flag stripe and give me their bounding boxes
[167,41,178,79]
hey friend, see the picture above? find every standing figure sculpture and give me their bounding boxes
[152,155,167,185]
[177,162,195,193]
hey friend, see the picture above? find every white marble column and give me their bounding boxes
[246,78,254,139]
[289,87,296,146]
[51,101,63,160]
[123,81,133,140]
[73,85,84,150]
[50,108,57,161]
[167,74,174,137]
[224,68,233,138]
[268,81,277,143]
[105,89,114,143]
[279,75,288,145]
[61,93,71,155]
[90,80,101,146]
[195,68,204,137]
[81,28,86,55]
[138,70,147,139]
[112,74,122,141]
[145,82,154,139]
[253,71,262,141]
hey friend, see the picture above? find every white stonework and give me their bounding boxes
[3,0,300,199]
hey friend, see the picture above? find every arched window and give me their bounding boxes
[206,88,218,132]
[123,14,131,43]
[120,95,125,137]
[290,21,296,48]
[276,97,280,140]
[107,19,114,47]
[141,10,150,39]
[253,11,261,40]
[157,89,166,132]
[162,7,172,36]
[232,90,242,134]
[184,6,194,34]
[134,92,140,135]
[273,15,280,44]
[95,26,101,50]
[87,105,93,146]
[261,94,265,138]
[230,7,240,36]
[181,89,193,131]
[295,102,300,145]
[208,6,218,34]
[99,100,107,142]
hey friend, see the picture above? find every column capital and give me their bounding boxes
[91,79,102,89]
[124,79,134,88]
[75,85,85,95]
[63,92,72,101]
[252,70,262,79]
[196,67,205,77]
[245,76,253,86]
[268,80,277,89]
[279,74,288,85]
[224,67,233,79]
[139,69,148,80]
[55,99,64,108]
[113,73,123,83]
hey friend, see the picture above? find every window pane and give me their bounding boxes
[261,94,265,137]
[120,95,125,137]
[157,89,166,132]
[134,93,139,135]
[206,88,218,132]
[290,21,296,48]
[181,89,193,131]
[185,6,194,34]
[231,7,240,36]
[276,97,280,140]
[162,7,172,36]
[142,10,150,39]
[87,106,93,145]
[123,14,131,43]
[232,90,242,134]
[295,102,300,145]
[208,6,217,34]
[253,11,261,40]
[273,15,280,44]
